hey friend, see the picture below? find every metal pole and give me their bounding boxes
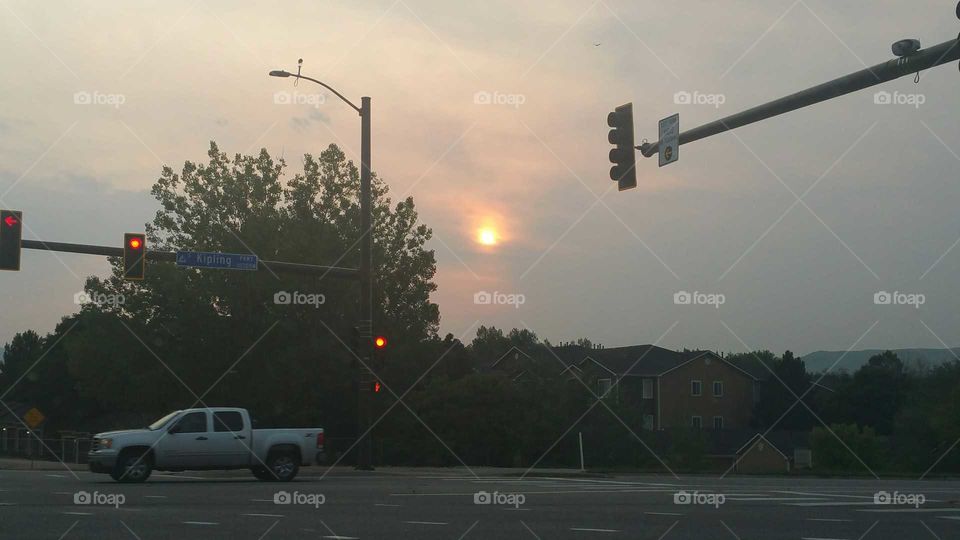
[356,96,375,470]
[639,38,960,157]
[20,239,359,279]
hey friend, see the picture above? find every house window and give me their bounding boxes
[598,378,613,398]
[691,380,702,396]
[642,379,654,399]
[713,381,724,397]
[713,416,724,430]
[642,415,654,430]
[691,416,702,429]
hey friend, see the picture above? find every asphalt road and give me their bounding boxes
[0,467,958,539]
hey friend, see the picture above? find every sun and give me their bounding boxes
[478,228,497,246]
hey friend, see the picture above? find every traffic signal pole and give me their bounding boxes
[356,96,375,471]
[19,239,360,279]
[637,37,960,159]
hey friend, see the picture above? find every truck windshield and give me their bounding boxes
[147,411,180,430]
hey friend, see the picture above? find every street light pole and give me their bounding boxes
[357,96,374,470]
[269,67,375,470]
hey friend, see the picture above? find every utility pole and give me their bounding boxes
[357,96,375,470]
[631,19,960,161]
[269,64,377,470]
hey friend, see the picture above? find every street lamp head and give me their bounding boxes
[268,70,291,78]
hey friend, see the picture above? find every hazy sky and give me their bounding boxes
[2,0,959,355]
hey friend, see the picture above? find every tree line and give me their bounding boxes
[1,143,957,474]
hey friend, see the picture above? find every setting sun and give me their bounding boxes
[478,228,497,246]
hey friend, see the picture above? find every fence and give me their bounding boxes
[0,429,92,464]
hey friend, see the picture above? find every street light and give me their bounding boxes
[269,62,375,470]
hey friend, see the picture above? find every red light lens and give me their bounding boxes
[373,381,381,393]
[374,336,386,348]
[129,238,142,249]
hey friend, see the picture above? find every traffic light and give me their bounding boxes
[371,380,382,393]
[607,103,637,191]
[0,210,22,271]
[373,335,387,369]
[123,233,146,280]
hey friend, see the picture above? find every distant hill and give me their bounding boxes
[801,348,960,374]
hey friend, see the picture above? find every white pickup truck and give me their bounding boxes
[87,407,324,483]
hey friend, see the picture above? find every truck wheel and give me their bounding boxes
[251,465,274,481]
[111,450,152,483]
[265,452,299,482]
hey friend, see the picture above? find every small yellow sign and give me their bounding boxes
[23,407,45,429]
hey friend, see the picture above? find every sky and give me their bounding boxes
[1,0,959,356]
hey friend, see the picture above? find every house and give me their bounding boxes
[560,344,761,431]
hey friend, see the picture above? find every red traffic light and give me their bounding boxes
[374,336,387,349]
[373,381,382,393]
[3,215,17,228]
[128,237,142,249]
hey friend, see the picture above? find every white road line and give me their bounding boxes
[144,495,167,499]
[53,492,73,495]
[801,537,849,540]
[46,474,67,478]
[645,512,681,516]
[404,521,447,525]
[321,536,359,540]
[939,516,960,520]
[250,499,274,502]
[182,521,219,526]
[154,474,206,480]
[374,503,401,507]
[242,513,284,518]
[786,502,879,507]
[504,507,530,511]
[570,528,619,533]
[728,497,826,502]
[859,508,960,513]
[807,518,853,522]
[0,503,16,506]
[62,512,92,516]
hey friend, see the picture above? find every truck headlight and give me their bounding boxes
[98,438,112,449]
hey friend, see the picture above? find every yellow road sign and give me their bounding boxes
[23,407,45,429]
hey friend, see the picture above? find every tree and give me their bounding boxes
[61,142,438,433]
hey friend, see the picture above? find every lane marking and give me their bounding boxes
[250,499,274,502]
[801,538,849,540]
[182,521,219,526]
[242,513,284,518]
[63,512,92,516]
[374,503,401,507]
[570,528,619,533]
[46,474,67,478]
[321,536,359,540]
[154,474,206,480]
[0,503,16,506]
[646,512,681,516]
[859,508,960,513]
[144,495,167,499]
[939,516,960,520]
[808,518,853,522]
[404,521,447,525]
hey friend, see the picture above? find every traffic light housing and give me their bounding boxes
[371,380,382,393]
[123,233,146,280]
[373,335,387,369]
[607,103,637,191]
[0,210,22,271]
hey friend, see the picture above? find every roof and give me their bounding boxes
[564,345,759,380]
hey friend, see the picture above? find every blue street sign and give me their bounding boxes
[176,251,258,271]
